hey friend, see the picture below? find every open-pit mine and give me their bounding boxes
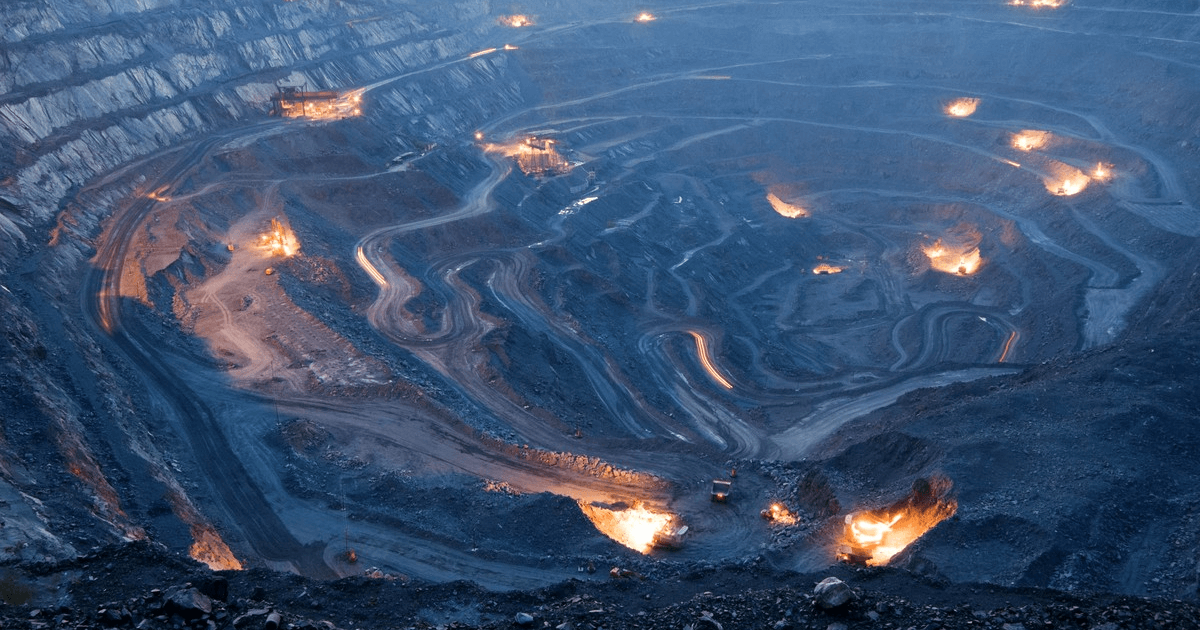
[1,0,1199,601]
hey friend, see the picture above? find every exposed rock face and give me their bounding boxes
[0,0,501,254]
[0,0,524,569]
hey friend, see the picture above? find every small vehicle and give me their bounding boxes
[652,525,689,550]
[836,547,873,566]
[711,479,732,502]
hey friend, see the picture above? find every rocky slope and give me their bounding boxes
[0,0,518,568]
[1,542,1198,630]
[0,0,501,260]
[1,0,1199,611]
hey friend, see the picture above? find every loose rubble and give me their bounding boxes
[0,543,1196,630]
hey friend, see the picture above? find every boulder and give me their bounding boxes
[163,588,212,619]
[813,577,856,610]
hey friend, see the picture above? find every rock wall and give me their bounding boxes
[0,0,500,267]
[0,0,529,562]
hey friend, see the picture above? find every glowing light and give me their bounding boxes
[501,14,532,27]
[189,525,244,571]
[483,136,569,176]
[474,131,484,141]
[635,12,656,22]
[275,88,365,121]
[260,217,299,258]
[689,331,734,389]
[1052,177,1087,195]
[812,263,844,275]
[469,47,498,59]
[766,192,808,218]
[504,44,519,50]
[999,330,1018,363]
[356,245,387,287]
[944,97,980,118]
[1002,159,1022,168]
[1010,0,1064,7]
[924,239,982,275]
[146,186,172,202]
[761,502,798,525]
[579,502,673,553]
[1092,162,1112,181]
[849,513,903,545]
[1011,130,1050,152]
[841,478,958,566]
[1043,162,1090,196]
[843,500,956,565]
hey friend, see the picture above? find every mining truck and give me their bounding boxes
[652,525,689,550]
[711,479,732,502]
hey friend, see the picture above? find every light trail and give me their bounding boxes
[688,331,733,390]
[97,288,116,333]
[998,330,1019,363]
[356,245,387,287]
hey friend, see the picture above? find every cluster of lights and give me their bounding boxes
[278,89,364,120]
[1004,131,1115,197]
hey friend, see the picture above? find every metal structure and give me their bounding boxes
[271,84,341,118]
